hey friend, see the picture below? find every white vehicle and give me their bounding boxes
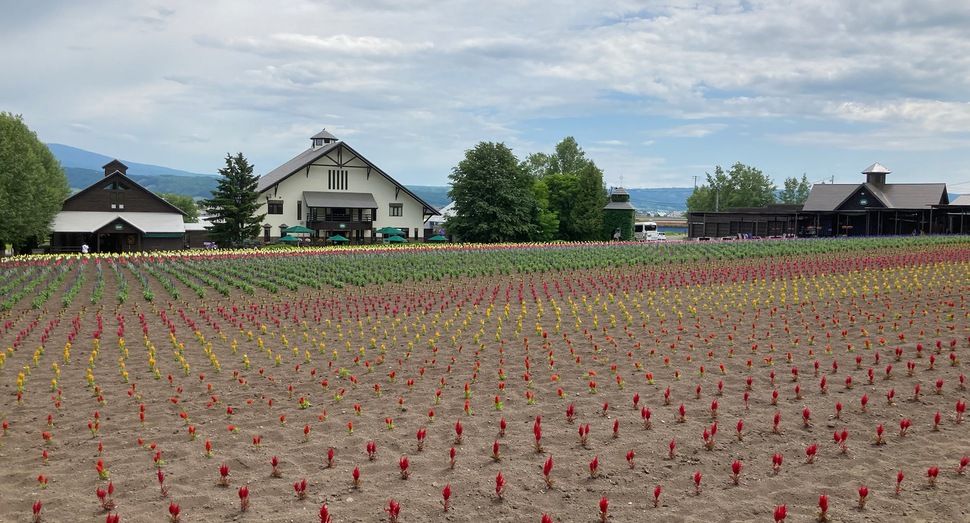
[634,222,666,241]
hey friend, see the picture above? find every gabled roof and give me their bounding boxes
[63,170,187,216]
[102,159,128,175]
[52,212,186,233]
[257,140,439,215]
[802,182,947,212]
[801,184,859,212]
[950,194,970,205]
[877,183,948,208]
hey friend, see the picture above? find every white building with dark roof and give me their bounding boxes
[256,130,439,243]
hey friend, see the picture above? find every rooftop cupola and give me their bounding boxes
[311,129,338,149]
[102,159,129,177]
[862,162,891,186]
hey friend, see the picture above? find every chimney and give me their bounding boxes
[862,162,890,186]
[102,159,129,177]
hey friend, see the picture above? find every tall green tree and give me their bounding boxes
[779,173,813,204]
[523,136,592,180]
[543,172,580,239]
[686,163,777,212]
[159,193,200,223]
[0,113,70,253]
[446,142,537,243]
[569,162,608,241]
[202,153,264,247]
[531,178,560,241]
[522,137,606,240]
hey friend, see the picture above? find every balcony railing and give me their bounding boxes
[309,213,373,222]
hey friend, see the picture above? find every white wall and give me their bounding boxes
[258,144,428,240]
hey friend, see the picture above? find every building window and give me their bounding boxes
[110,191,125,209]
[268,200,284,214]
[389,203,403,217]
[328,169,348,190]
[297,201,302,221]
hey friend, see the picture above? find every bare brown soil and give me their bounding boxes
[2,256,970,522]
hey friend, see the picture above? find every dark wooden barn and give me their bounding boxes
[688,163,951,239]
[51,160,187,253]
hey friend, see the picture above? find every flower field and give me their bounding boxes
[2,237,970,522]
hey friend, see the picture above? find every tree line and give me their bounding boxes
[445,138,609,243]
[1,112,818,252]
[685,163,812,212]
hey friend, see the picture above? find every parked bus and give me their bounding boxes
[634,221,666,241]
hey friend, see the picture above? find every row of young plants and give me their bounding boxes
[4,236,970,302]
[2,237,970,522]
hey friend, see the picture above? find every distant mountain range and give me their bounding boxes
[49,144,691,212]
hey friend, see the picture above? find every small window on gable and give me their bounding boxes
[389,203,403,217]
[103,181,130,191]
[268,201,284,215]
[110,191,125,209]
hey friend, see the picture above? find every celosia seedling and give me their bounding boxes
[495,472,506,499]
[441,484,452,512]
[294,478,308,500]
[399,455,411,479]
[805,442,818,464]
[543,455,554,488]
[927,466,940,486]
[857,485,869,508]
[384,499,401,523]
[771,453,783,475]
[817,492,830,522]
[731,460,743,484]
[957,455,970,475]
[239,485,249,512]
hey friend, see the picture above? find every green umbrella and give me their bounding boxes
[326,234,349,242]
[278,235,300,243]
[376,227,405,236]
[386,235,407,243]
[428,235,448,242]
[283,225,314,234]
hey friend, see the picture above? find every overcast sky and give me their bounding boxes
[2,1,969,189]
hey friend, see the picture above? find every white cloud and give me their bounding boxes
[2,0,969,188]
[657,124,728,138]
